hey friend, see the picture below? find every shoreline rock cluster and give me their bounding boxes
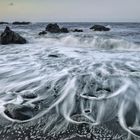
[39,23,85,35]
[39,23,69,35]
[38,23,110,35]
[0,23,111,44]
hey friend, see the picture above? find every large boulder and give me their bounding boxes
[46,23,69,33]
[4,103,34,120]
[46,23,61,33]
[0,26,27,45]
[90,25,110,31]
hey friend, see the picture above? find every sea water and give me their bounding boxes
[0,22,140,139]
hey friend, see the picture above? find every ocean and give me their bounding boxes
[0,22,140,140]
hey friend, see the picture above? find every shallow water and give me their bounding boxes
[0,22,140,139]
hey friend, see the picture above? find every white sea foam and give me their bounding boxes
[34,34,139,51]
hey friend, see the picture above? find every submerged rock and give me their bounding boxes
[48,54,59,58]
[12,22,31,25]
[73,29,83,32]
[4,103,34,120]
[46,23,69,33]
[38,30,47,35]
[20,91,37,99]
[0,26,27,45]
[90,25,110,31]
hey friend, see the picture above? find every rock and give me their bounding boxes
[20,91,37,99]
[90,25,110,31]
[38,31,47,35]
[48,54,59,58]
[0,22,9,25]
[84,109,91,113]
[4,103,34,120]
[73,29,83,32]
[0,26,27,45]
[46,23,61,33]
[60,27,69,33]
[46,23,69,33]
[12,22,31,25]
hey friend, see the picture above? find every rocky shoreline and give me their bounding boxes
[0,23,110,45]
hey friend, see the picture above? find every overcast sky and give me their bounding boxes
[0,0,140,22]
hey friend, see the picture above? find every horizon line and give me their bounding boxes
[1,21,140,23]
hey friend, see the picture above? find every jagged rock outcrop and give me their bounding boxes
[0,26,27,45]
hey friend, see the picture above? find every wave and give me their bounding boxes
[35,34,139,51]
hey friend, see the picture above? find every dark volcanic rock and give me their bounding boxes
[4,103,34,120]
[46,23,61,33]
[38,30,47,35]
[73,29,83,32]
[0,26,27,45]
[0,22,9,24]
[90,25,110,31]
[46,23,69,33]
[12,22,31,25]
[60,27,69,33]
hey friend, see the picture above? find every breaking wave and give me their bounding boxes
[35,34,139,50]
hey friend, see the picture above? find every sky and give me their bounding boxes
[0,0,140,22]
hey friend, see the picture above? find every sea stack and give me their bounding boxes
[0,26,27,45]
